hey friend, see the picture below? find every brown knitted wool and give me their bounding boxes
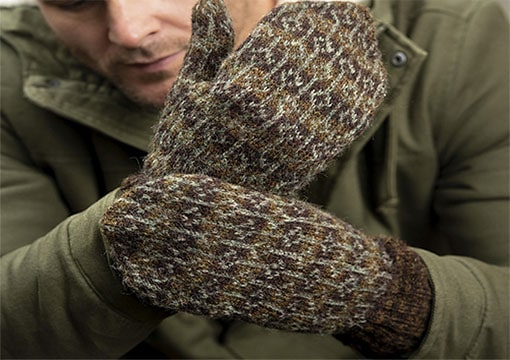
[142,0,387,197]
[100,0,432,357]
[101,174,431,356]
[336,237,433,357]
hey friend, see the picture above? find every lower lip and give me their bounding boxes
[133,50,185,73]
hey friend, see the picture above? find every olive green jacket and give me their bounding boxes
[1,0,509,358]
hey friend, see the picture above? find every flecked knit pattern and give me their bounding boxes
[100,0,432,356]
[337,237,433,356]
[101,174,396,333]
[143,0,387,196]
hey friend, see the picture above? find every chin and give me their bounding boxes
[120,83,173,110]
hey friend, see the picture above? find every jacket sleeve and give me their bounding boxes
[414,1,509,358]
[0,74,164,358]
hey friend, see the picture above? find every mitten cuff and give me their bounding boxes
[337,238,433,357]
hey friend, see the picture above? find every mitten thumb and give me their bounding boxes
[176,0,234,84]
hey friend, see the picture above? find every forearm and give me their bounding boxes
[412,249,509,359]
[0,191,164,358]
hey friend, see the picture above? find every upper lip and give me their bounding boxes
[128,57,166,66]
[127,50,184,66]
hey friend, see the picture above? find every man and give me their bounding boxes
[0,0,508,358]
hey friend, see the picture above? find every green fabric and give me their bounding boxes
[1,0,508,358]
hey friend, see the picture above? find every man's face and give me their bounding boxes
[37,0,275,109]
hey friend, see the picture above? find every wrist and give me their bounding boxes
[71,191,166,323]
[337,238,433,357]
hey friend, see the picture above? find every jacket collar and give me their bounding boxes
[1,6,158,152]
[344,0,428,156]
[372,0,394,25]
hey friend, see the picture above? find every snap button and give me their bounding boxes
[391,51,408,67]
[45,79,61,88]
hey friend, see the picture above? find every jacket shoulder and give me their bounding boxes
[1,34,22,94]
[1,5,86,81]
[407,0,504,21]
[0,5,55,50]
[389,0,506,34]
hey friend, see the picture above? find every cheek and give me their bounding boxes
[58,28,109,69]
[60,28,98,48]
[38,8,109,69]
[63,27,114,76]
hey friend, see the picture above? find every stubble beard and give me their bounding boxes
[68,39,189,110]
[110,71,175,110]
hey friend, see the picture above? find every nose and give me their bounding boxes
[107,0,160,48]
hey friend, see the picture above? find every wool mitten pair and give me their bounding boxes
[100,0,432,357]
[141,0,387,196]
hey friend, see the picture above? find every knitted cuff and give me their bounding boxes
[336,238,433,357]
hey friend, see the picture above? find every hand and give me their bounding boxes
[141,0,387,196]
[100,174,431,356]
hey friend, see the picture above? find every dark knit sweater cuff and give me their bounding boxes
[336,238,433,358]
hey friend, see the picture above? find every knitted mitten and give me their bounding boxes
[142,0,387,196]
[100,174,432,356]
